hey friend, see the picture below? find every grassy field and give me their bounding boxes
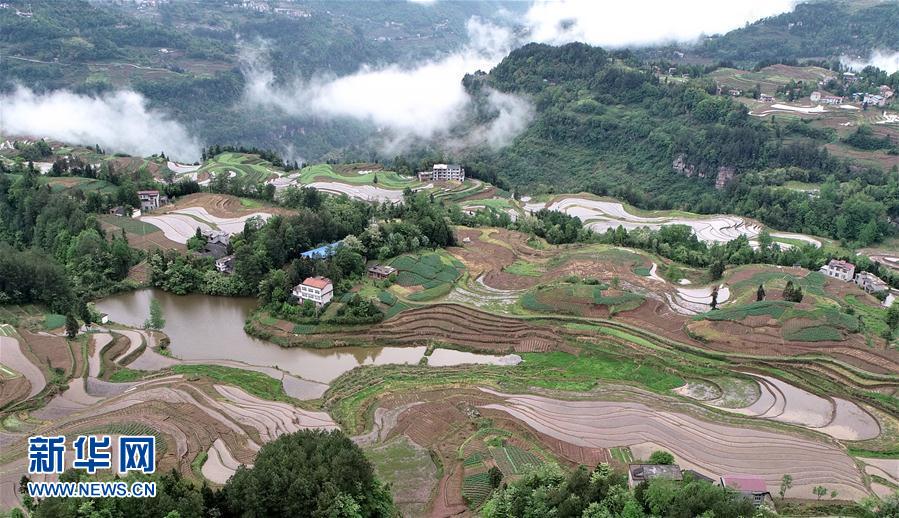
[194,153,281,183]
[99,215,161,235]
[299,164,419,189]
[171,364,293,402]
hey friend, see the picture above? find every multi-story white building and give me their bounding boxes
[137,190,162,211]
[418,163,465,182]
[292,276,333,307]
[820,259,855,281]
[856,271,888,293]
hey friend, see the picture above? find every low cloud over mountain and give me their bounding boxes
[0,87,202,162]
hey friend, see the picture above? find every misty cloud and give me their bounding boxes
[242,18,533,153]
[523,0,798,48]
[0,87,201,162]
[842,50,899,74]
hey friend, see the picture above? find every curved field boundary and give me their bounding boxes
[0,336,46,400]
[479,388,869,500]
[526,194,823,248]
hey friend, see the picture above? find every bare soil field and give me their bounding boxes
[19,330,72,375]
[367,304,569,354]
[162,193,295,218]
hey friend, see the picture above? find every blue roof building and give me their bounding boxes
[301,241,343,259]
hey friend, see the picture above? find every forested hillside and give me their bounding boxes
[0,0,517,157]
[463,43,898,246]
[696,1,899,65]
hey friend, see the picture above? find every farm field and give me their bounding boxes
[3,223,899,514]
[525,194,825,248]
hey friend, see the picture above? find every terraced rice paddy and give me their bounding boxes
[526,196,822,248]
[703,374,881,440]
[140,207,271,244]
[479,388,869,500]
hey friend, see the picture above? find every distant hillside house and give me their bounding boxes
[811,91,842,104]
[856,271,888,293]
[293,276,333,307]
[820,259,855,281]
[367,264,396,280]
[719,475,773,507]
[627,464,682,488]
[418,163,465,182]
[863,93,886,107]
[109,206,127,217]
[137,190,165,211]
[759,94,775,103]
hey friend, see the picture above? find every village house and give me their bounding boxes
[137,190,168,211]
[728,89,742,97]
[417,163,465,182]
[880,85,894,99]
[719,475,774,507]
[200,231,230,260]
[109,206,127,217]
[820,259,856,281]
[215,255,235,274]
[293,276,333,307]
[863,93,886,107]
[367,264,396,280]
[810,91,843,105]
[627,464,683,488]
[855,271,888,293]
[759,94,775,103]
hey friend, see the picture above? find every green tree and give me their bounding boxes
[887,304,899,332]
[145,299,165,330]
[488,466,503,488]
[709,261,725,281]
[813,485,827,500]
[221,430,395,517]
[65,313,78,339]
[648,450,675,465]
[779,474,793,500]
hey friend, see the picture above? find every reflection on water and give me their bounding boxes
[95,289,425,382]
[95,289,513,383]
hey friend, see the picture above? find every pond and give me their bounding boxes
[96,289,515,383]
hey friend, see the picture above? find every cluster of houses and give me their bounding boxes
[820,259,890,295]
[417,163,465,182]
[809,83,893,108]
[627,464,774,508]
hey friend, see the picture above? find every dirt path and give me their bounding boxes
[0,336,46,399]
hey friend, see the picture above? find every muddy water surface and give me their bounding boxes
[96,289,509,382]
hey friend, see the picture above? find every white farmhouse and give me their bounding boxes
[819,259,855,281]
[855,271,888,293]
[293,276,333,307]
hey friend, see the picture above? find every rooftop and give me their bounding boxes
[628,464,683,482]
[720,475,768,493]
[301,276,332,290]
[301,241,343,259]
[828,259,855,270]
